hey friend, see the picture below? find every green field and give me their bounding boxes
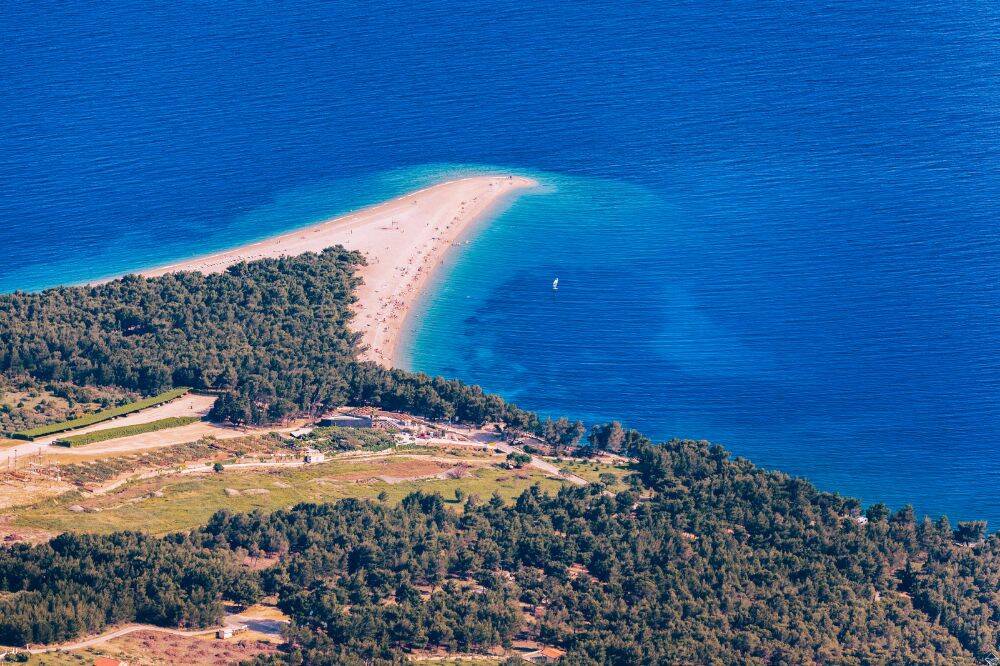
[12,454,576,536]
[10,388,190,440]
[303,425,396,452]
[560,459,631,486]
[53,416,201,447]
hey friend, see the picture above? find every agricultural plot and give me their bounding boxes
[11,388,190,440]
[53,417,200,447]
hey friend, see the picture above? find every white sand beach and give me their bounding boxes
[138,175,537,365]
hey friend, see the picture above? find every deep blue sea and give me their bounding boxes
[2,2,998,525]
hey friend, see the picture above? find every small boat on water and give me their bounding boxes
[552,278,559,290]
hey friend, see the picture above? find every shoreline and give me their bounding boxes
[134,175,538,366]
[388,183,526,369]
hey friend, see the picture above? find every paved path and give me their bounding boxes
[490,440,588,486]
[26,623,217,654]
[22,610,282,654]
[421,423,588,486]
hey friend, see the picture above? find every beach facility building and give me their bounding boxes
[304,449,326,463]
[216,624,247,639]
[318,413,372,428]
[373,415,408,429]
[524,646,567,663]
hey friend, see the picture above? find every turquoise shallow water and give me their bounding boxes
[2,1,998,526]
[0,166,508,291]
[406,166,999,526]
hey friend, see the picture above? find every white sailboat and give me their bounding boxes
[552,277,559,290]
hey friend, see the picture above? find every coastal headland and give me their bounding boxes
[137,175,537,366]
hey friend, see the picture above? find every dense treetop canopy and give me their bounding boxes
[0,250,996,663]
[0,249,536,428]
[1,439,997,663]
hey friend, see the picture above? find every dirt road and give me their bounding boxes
[0,394,218,465]
[22,611,286,654]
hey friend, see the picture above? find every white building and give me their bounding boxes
[318,414,373,428]
[304,449,326,463]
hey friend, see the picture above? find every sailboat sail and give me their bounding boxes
[552,278,559,290]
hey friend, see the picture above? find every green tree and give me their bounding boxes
[954,521,987,545]
[866,502,890,523]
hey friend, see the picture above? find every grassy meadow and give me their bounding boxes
[12,452,578,536]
